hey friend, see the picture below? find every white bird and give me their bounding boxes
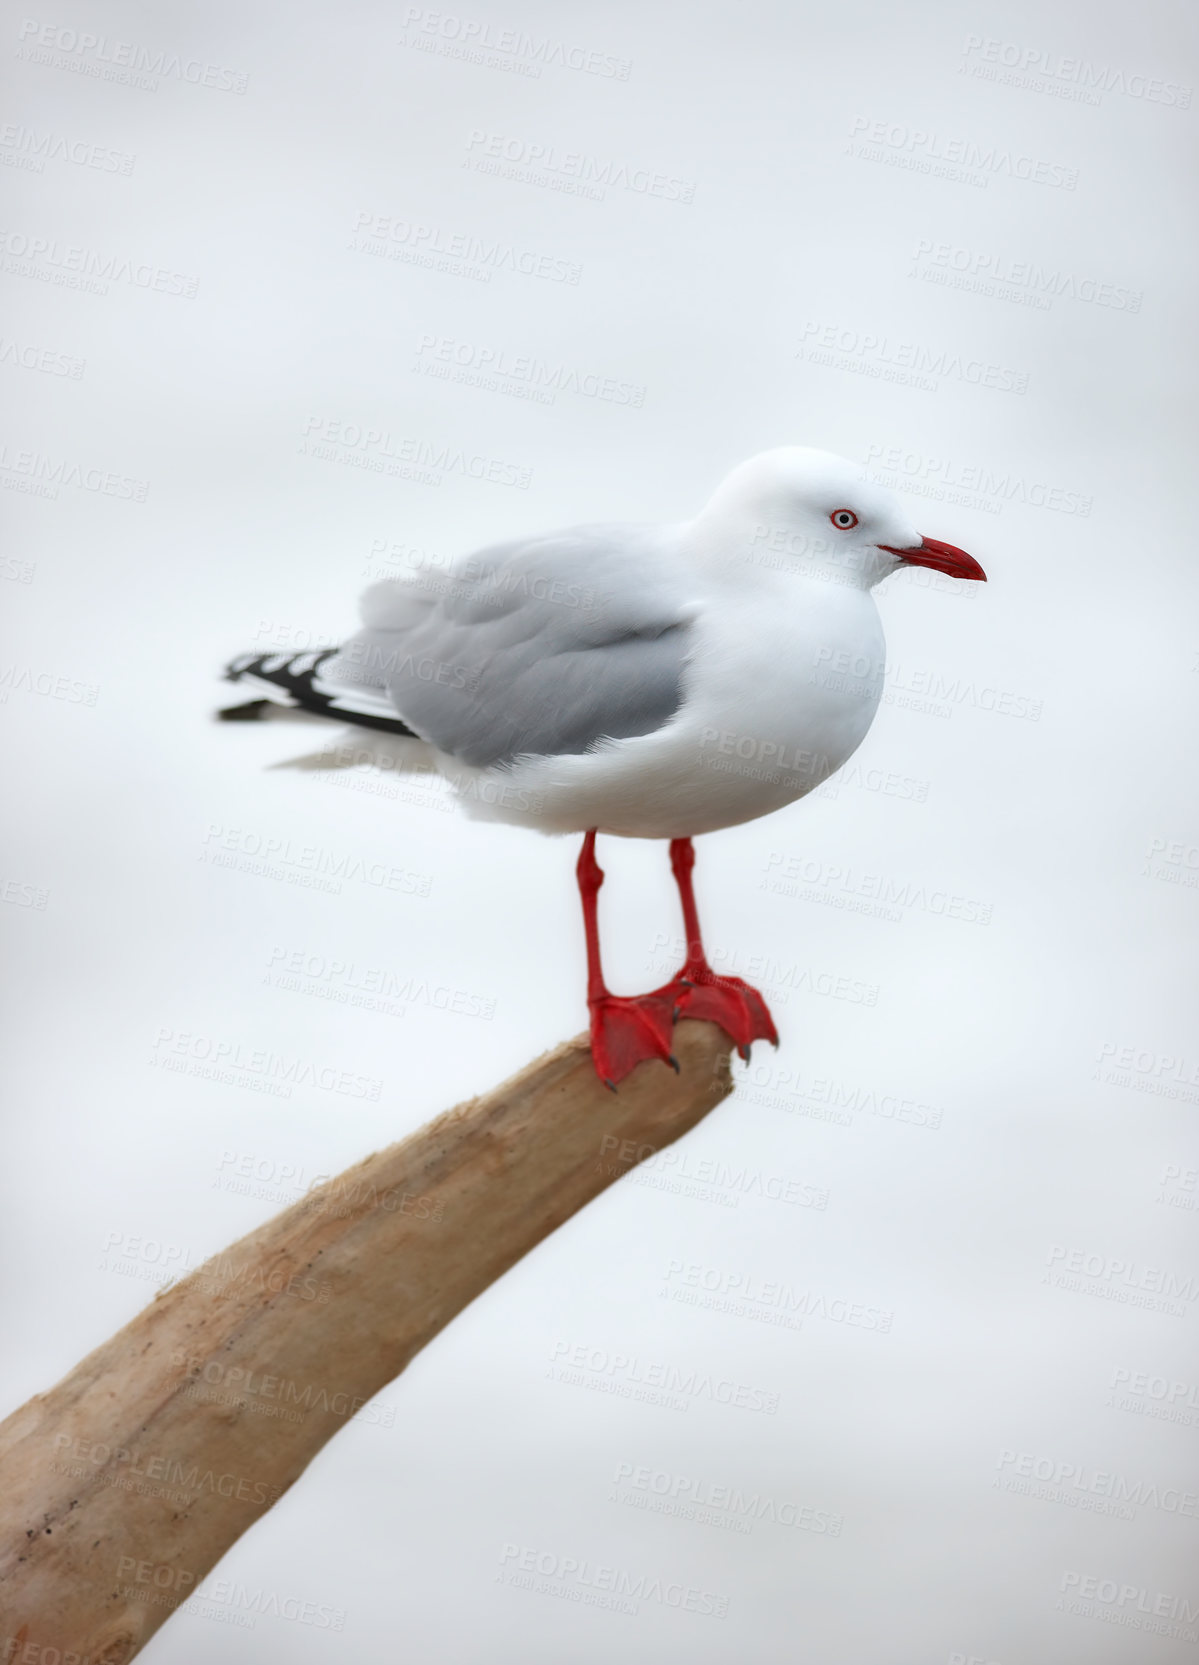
[219,446,986,1086]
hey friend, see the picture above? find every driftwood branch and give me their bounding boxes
[0,1022,733,1663]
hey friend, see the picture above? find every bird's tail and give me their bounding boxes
[217,647,418,738]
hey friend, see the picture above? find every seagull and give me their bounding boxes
[218,446,986,1087]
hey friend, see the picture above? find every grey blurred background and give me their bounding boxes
[2,0,1197,1659]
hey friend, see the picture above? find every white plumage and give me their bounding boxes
[309,446,981,836]
[220,444,985,1082]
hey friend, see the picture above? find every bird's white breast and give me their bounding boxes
[466,573,887,839]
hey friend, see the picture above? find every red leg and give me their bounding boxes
[578,831,680,1089]
[668,837,779,1059]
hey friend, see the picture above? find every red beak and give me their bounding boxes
[878,536,987,582]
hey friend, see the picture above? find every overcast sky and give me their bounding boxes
[2,0,1197,1659]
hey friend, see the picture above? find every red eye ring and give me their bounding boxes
[830,509,858,530]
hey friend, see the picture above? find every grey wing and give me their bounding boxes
[322,524,694,768]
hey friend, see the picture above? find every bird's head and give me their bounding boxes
[699,446,986,589]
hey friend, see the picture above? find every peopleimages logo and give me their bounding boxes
[299,416,533,490]
[497,1544,727,1619]
[413,332,646,407]
[171,1351,398,1426]
[959,35,1191,108]
[547,1341,780,1414]
[350,212,582,285]
[610,1462,843,1536]
[762,848,994,926]
[1094,1040,1199,1104]
[463,130,696,204]
[1057,1571,1199,1635]
[796,320,1028,393]
[0,229,198,298]
[866,444,1092,517]
[911,240,1142,312]
[15,18,250,92]
[54,1435,281,1508]
[996,1449,1197,1518]
[596,1135,826,1209]
[0,663,99,704]
[200,823,433,897]
[0,123,136,174]
[1110,1365,1199,1416]
[1,878,49,909]
[0,441,148,501]
[150,1028,382,1102]
[847,115,1078,189]
[1043,1243,1197,1317]
[736,1059,945,1130]
[400,7,632,79]
[195,1578,346,1629]
[0,335,85,377]
[264,946,497,1023]
[661,1261,894,1333]
[1141,835,1199,890]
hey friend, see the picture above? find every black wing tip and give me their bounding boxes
[216,699,274,722]
[223,651,270,683]
[216,647,420,740]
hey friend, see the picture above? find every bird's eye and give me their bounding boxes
[830,509,859,530]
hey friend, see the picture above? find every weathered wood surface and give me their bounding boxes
[0,1023,734,1662]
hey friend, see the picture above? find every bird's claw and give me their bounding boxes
[587,973,778,1086]
[673,969,779,1056]
[588,991,679,1088]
